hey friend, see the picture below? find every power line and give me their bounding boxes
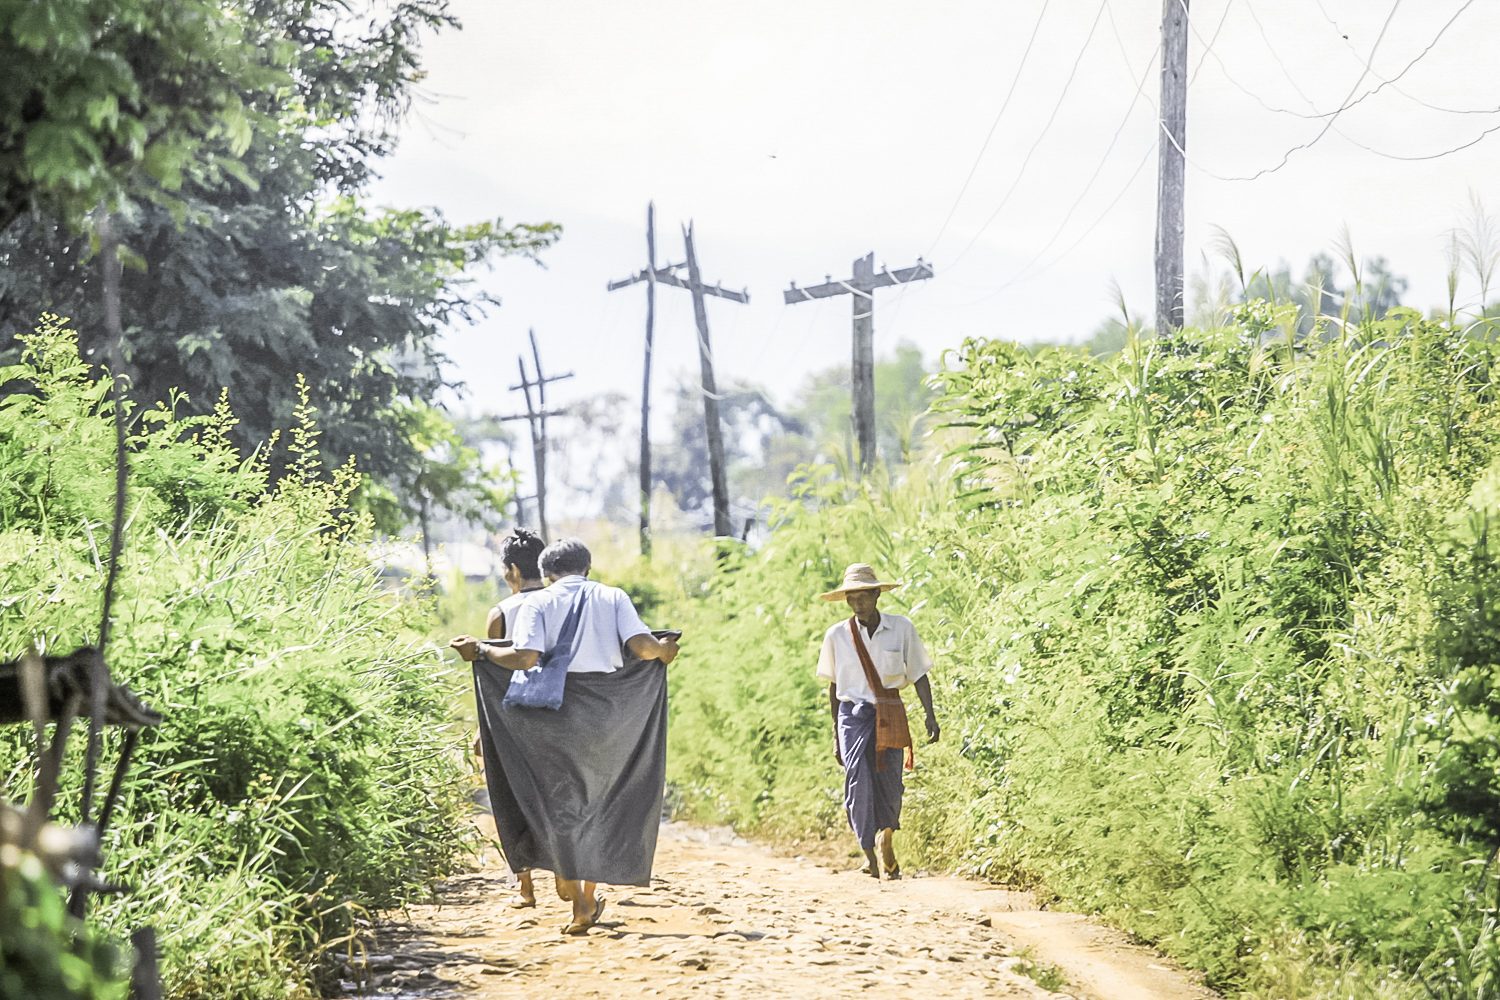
[1189,6,1321,119]
[952,135,1157,309]
[1188,1,1499,168]
[1188,0,1235,86]
[926,0,1052,259]
[1199,0,1478,123]
[1243,0,1318,108]
[1310,0,1498,116]
[750,303,791,367]
[984,33,1161,293]
[1382,88,1500,117]
[944,0,1111,272]
[1332,119,1500,161]
[938,0,1157,305]
[1158,0,1403,182]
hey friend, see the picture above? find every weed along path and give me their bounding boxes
[343,824,1215,1000]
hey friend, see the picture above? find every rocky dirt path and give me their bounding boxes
[338,824,1216,1000]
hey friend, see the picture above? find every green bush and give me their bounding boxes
[658,310,1500,996]
[0,851,126,1000]
[0,316,470,999]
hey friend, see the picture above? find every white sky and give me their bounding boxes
[369,0,1500,425]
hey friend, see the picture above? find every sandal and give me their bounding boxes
[507,895,537,909]
[884,865,902,881]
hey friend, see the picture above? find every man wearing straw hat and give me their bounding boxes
[818,563,939,880]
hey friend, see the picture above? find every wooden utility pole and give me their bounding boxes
[1155,0,1189,333]
[605,202,662,556]
[610,220,748,538]
[683,224,742,538]
[499,330,571,544]
[784,254,934,472]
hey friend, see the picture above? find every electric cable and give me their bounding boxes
[952,136,1156,308]
[1310,0,1499,115]
[943,0,1111,272]
[1156,0,1402,182]
[927,0,1052,259]
[988,33,1161,292]
[1188,0,1235,86]
[1197,0,1477,123]
[1197,0,1498,164]
[1331,119,1500,161]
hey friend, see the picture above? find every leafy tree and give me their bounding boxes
[653,380,795,529]
[0,194,554,483]
[1241,253,1409,334]
[0,0,559,493]
[0,0,284,231]
[785,342,935,468]
[365,399,514,560]
[650,344,935,529]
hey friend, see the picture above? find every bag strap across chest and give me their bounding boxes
[847,616,914,771]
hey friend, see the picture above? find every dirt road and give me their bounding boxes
[340,824,1215,1000]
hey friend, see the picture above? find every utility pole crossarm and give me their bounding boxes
[507,372,574,392]
[610,265,747,303]
[606,261,683,291]
[659,269,749,303]
[493,409,570,421]
[782,260,933,304]
[611,213,746,539]
[783,252,936,474]
[606,272,647,292]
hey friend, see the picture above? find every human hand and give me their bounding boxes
[925,713,940,744]
[833,739,844,768]
[449,636,482,662]
[657,638,680,665]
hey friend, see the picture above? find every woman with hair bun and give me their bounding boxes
[467,528,549,908]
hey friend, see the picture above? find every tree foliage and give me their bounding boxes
[648,344,935,530]
[0,0,559,509]
[0,0,282,230]
[366,398,514,544]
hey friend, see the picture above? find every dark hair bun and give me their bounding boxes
[501,528,547,578]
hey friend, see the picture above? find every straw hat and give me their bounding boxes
[819,563,902,601]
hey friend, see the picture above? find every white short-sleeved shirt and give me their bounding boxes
[508,575,652,674]
[817,613,934,704]
[490,589,543,640]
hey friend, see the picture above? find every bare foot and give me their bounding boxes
[878,828,898,876]
[563,882,601,934]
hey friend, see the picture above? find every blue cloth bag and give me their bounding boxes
[502,583,589,710]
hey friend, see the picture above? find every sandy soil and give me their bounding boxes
[337,822,1216,1000]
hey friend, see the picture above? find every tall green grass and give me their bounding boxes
[0,318,471,999]
[648,307,1500,998]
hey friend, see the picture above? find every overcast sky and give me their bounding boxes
[369,0,1500,423]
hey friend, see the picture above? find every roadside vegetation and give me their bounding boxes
[653,300,1500,999]
[0,318,470,999]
